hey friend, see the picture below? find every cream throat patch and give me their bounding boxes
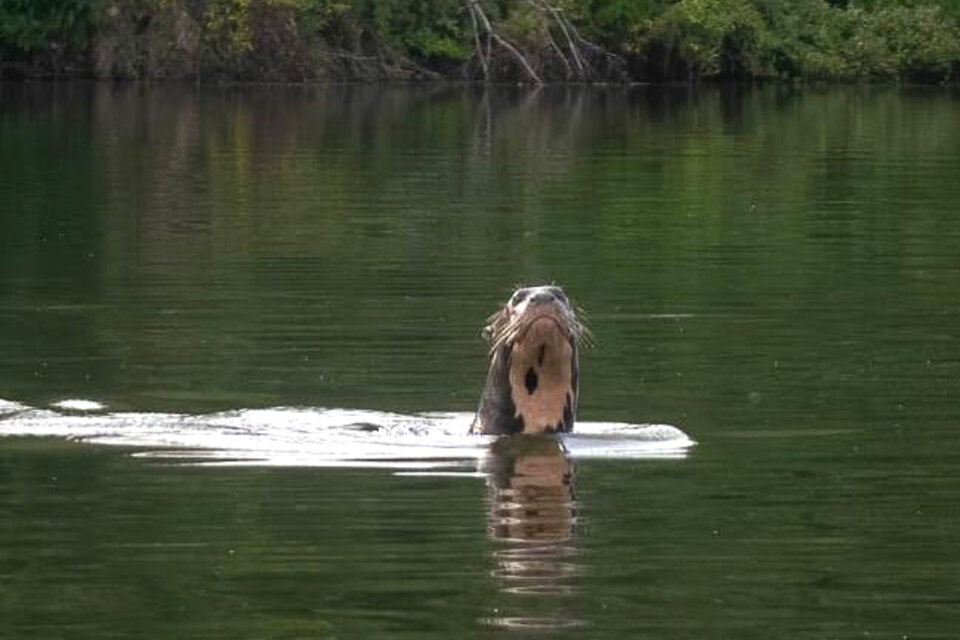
[506,317,575,434]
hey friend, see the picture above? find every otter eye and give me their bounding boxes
[548,287,568,303]
[509,289,530,307]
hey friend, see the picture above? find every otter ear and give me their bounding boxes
[480,324,494,342]
[481,309,508,343]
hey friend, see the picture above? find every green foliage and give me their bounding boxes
[0,0,94,53]
[598,0,960,81]
[201,0,254,72]
[352,0,469,61]
[585,0,671,31]
[2,0,959,81]
[846,5,960,80]
[647,0,770,77]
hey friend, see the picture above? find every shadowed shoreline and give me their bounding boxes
[2,1,959,84]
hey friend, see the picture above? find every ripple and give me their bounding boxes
[479,615,588,631]
[0,397,695,468]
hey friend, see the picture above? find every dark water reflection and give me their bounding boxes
[2,83,960,637]
[482,437,581,630]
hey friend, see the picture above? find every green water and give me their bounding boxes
[2,84,960,638]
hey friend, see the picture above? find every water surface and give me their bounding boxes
[2,84,959,638]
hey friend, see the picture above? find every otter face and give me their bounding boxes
[473,285,586,435]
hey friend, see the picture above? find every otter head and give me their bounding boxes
[472,285,587,435]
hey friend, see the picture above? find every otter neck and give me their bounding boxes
[506,320,576,434]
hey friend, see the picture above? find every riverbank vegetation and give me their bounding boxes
[2,0,959,83]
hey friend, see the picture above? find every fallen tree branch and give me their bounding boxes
[377,42,443,80]
[529,0,588,77]
[467,1,489,78]
[544,27,572,79]
[465,0,543,85]
[526,0,626,82]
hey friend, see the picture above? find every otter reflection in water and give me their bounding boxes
[480,435,584,630]
[472,285,587,628]
[472,285,588,435]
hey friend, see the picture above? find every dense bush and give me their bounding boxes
[0,0,95,74]
[621,0,960,82]
[631,0,771,80]
[846,5,960,81]
[0,0,93,51]
[0,0,958,82]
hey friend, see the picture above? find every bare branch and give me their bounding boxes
[518,0,626,82]
[466,1,489,79]
[490,32,543,85]
[463,0,543,85]
[544,27,572,80]
[528,0,587,77]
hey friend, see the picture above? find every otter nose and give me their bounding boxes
[528,290,556,305]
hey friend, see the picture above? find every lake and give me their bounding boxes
[1,83,959,638]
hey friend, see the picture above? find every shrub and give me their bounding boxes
[0,0,95,74]
[846,5,960,81]
[631,0,770,79]
[0,0,94,52]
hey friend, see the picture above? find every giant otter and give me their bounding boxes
[471,285,587,435]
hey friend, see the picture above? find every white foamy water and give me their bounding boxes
[49,398,107,412]
[0,398,695,468]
